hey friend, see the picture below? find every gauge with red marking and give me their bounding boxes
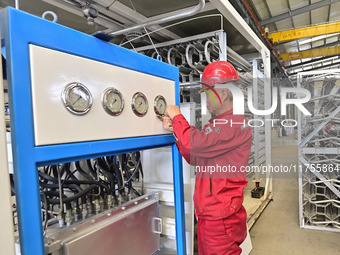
[61,82,92,115]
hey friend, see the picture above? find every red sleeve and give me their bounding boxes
[172,114,242,165]
[172,115,192,165]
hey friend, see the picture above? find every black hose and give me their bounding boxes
[44,165,52,176]
[52,165,59,179]
[137,152,144,195]
[39,171,58,182]
[96,158,115,191]
[86,159,97,179]
[123,152,143,195]
[39,182,82,193]
[46,185,97,204]
[131,187,141,196]
[64,169,79,182]
[41,191,72,209]
[75,161,94,181]
[124,157,141,184]
[64,163,78,181]
[121,154,132,194]
[110,158,124,194]
[39,171,110,192]
[43,190,67,198]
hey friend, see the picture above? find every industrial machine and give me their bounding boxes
[1,7,186,255]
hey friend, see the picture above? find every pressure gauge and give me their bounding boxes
[101,88,124,116]
[131,92,148,117]
[61,82,92,115]
[154,95,167,116]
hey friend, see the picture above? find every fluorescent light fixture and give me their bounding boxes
[298,33,340,45]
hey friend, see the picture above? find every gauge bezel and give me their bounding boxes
[101,87,125,116]
[153,95,167,116]
[61,82,93,115]
[131,92,148,117]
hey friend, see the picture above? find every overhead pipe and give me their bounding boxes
[110,0,205,36]
[227,46,252,71]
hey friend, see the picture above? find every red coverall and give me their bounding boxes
[172,108,252,255]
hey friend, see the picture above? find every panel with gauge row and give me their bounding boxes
[61,82,167,117]
[29,45,176,146]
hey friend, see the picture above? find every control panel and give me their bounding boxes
[29,45,175,146]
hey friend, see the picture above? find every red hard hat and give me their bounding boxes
[200,61,239,91]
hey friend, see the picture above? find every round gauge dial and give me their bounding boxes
[101,88,124,116]
[154,95,167,116]
[61,82,92,115]
[131,92,148,117]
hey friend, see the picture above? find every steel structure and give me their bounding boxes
[280,46,340,61]
[1,7,186,255]
[268,21,340,43]
[298,69,340,232]
[260,0,340,26]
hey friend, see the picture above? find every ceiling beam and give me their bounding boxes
[209,0,269,57]
[223,0,290,79]
[269,21,340,43]
[312,38,340,49]
[289,61,340,76]
[241,52,262,61]
[260,0,340,26]
[286,56,337,69]
[280,45,340,61]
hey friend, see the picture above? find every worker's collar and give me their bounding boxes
[209,108,233,123]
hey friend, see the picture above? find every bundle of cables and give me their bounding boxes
[10,152,144,231]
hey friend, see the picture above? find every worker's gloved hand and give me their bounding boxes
[164,105,181,120]
[157,115,174,132]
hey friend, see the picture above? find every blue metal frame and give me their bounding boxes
[1,8,185,255]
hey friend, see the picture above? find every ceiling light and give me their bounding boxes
[298,33,340,45]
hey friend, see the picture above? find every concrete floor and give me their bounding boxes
[249,136,340,255]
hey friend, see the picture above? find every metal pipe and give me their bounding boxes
[186,44,201,70]
[111,0,205,36]
[57,168,64,214]
[227,46,251,71]
[204,40,219,63]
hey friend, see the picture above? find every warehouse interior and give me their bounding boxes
[0,0,339,254]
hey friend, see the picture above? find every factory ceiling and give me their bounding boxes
[1,0,339,80]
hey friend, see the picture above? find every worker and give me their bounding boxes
[159,61,252,255]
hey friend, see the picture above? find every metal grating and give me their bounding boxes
[298,69,340,232]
